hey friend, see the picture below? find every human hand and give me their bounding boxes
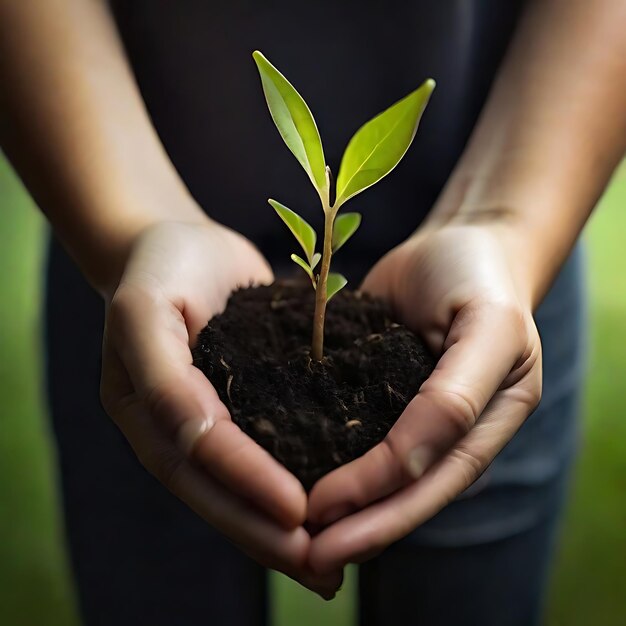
[307,223,542,573]
[100,219,342,597]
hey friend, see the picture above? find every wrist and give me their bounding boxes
[82,193,212,298]
[423,213,539,311]
[425,165,574,310]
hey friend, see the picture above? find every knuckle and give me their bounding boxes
[517,382,542,413]
[146,447,185,492]
[443,391,478,433]
[421,385,479,434]
[143,378,183,424]
[527,383,543,410]
[375,439,406,483]
[448,447,487,491]
[518,339,539,369]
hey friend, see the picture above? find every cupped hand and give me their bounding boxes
[307,223,542,573]
[100,219,342,598]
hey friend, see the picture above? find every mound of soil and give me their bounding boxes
[192,280,435,491]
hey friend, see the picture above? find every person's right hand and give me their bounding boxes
[99,219,342,599]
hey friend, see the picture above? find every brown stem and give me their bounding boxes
[311,207,335,360]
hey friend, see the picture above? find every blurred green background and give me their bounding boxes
[0,156,624,626]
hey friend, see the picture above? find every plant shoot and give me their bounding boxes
[253,50,434,360]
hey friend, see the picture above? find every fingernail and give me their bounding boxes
[406,446,432,480]
[320,503,355,526]
[176,416,214,456]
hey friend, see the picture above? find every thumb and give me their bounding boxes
[104,282,307,526]
[308,299,533,524]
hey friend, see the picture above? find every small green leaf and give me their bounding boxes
[290,254,315,282]
[335,78,435,207]
[326,273,347,301]
[311,252,321,270]
[332,212,361,253]
[253,51,327,195]
[269,199,316,264]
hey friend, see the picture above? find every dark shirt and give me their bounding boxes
[47,0,584,546]
[110,0,524,279]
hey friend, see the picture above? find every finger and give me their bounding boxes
[110,392,343,598]
[308,301,531,525]
[112,394,307,568]
[173,461,341,599]
[283,567,345,602]
[105,286,307,526]
[309,366,541,573]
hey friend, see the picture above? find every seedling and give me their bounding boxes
[253,51,434,361]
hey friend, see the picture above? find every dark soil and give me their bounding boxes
[192,280,435,491]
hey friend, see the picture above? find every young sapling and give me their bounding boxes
[253,51,434,361]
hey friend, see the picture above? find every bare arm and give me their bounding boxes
[429,0,626,307]
[308,0,626,570]
[0,0,342,595]
[0,0,205,293]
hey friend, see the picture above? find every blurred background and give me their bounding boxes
[0,154,624,626]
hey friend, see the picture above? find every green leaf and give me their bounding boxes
[332,212,361,253]
[326,273,347,301]
[290,254,315,282]
[269,199,316,264]
[311,252,321,270]
[253,51,327,195]
[335,78,435,207]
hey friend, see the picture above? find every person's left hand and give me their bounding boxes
[307,222,542,573]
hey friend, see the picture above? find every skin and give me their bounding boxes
[0,0,340,599]
[101,221,341,595]
[306,0,626,572]
[1,0,625,599]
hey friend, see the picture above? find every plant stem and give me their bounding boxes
[311,205,335,361]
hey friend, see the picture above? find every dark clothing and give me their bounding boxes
[46,1,585,624]
[109,0,524,279]
[360,470,568,626]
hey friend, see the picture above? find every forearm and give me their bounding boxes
[428,0,626,307]
[0,0,207,293]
